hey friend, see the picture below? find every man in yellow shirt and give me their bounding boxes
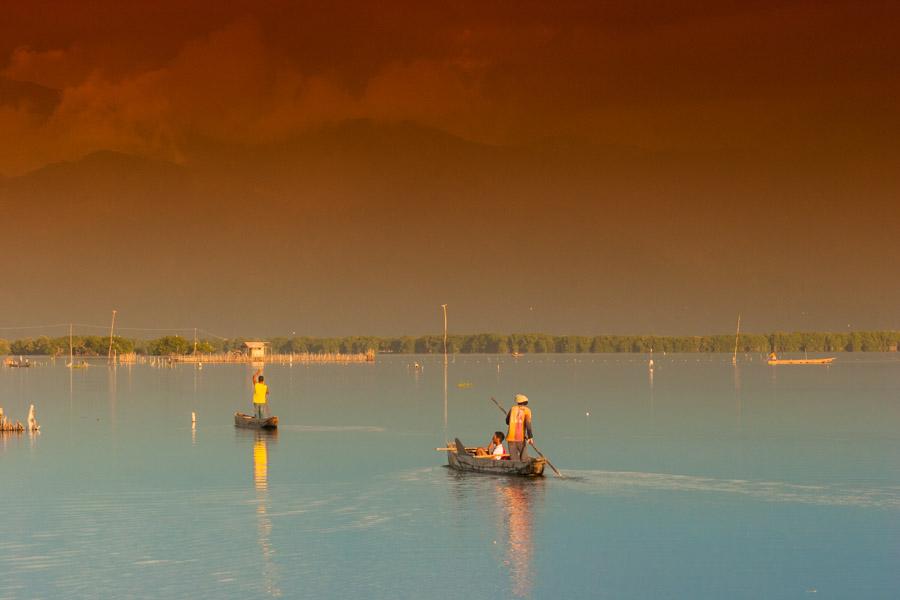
[252,369,269,419]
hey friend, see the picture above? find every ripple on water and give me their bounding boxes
[279,425,386,433]
[0,479,440,599]
[558,469,900,510]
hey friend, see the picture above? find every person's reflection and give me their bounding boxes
[254,435,269,491]
[496,479,543,598]
[251,432,280,597]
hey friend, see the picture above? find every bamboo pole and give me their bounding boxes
[441,304,448,442]
[107,309,117,365]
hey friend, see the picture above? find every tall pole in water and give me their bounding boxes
[441,304,448,442]
[441,304,448,357]
[107,309,117,365]
[193,327,198,355]
[732,313,741,366]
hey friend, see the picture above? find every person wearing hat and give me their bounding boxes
[505,393,533,461]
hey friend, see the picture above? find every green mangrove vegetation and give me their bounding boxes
[1,330,899,356]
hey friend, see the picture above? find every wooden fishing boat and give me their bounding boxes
[767,357,835,365]
[234,412,278,430]
[767,353,835,366]
[446,438,545,477]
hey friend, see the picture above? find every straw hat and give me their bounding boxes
[514,393,529,404]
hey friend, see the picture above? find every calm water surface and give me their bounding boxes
[1,354,898,599]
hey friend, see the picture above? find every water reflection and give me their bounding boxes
[733,363,742,431]
[495,478,544,599]
[108,363,118,432]
[443,353,449,445]
[445,471,544,598]
[0,430,21,452]
[254,435,270,491]
[248,431,281,597]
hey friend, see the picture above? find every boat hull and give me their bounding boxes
[234,412,278,430]
[768,358,835,365]
[447,438,544,477]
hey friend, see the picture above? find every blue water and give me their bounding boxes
[1,354,898,598]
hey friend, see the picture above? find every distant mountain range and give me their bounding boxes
[1,114,897,336]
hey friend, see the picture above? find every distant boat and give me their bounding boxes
[767,352,835,366]
[511,352,522,359]
[5,357,31,368]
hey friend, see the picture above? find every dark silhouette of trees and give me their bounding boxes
[4,331,899,356]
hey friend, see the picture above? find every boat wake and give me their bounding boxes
[279,425,386,433]
[560,469,900,510]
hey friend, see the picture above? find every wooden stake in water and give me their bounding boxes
[107,309,117,365]
[441,304,448,357]
[441,304,448,443]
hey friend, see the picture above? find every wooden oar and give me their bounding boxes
[489,396,565,478]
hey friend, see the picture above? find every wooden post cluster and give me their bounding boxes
[0,405,39,432]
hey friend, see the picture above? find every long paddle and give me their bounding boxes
[490,396,565,478]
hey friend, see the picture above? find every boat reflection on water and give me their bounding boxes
[495,477,545,599]
[248,431,281,597]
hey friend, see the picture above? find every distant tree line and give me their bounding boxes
[1,331,899,356]
[2,335,135,356]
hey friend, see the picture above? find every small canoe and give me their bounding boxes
[447,438,545,477]
[234,412,278,430]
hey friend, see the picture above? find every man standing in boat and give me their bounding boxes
[252,369,269,419]
[506,394,533,461]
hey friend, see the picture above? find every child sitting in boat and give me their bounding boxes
[475,431,507,460]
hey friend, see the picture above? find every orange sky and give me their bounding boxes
[1,1,898,336]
